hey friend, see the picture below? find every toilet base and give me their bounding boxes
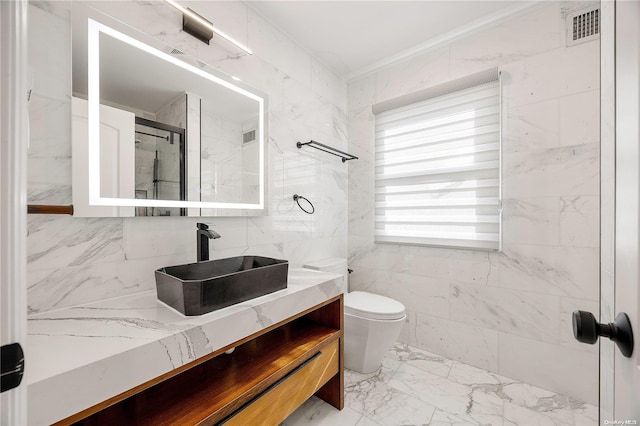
[344,312,406,374]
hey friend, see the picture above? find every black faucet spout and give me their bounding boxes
[197,223,221,262]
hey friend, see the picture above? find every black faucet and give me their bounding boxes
[196,223,221,262]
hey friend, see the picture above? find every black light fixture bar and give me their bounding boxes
[296,140,358,163]
[182,7,214,45]
[164,0,253,54]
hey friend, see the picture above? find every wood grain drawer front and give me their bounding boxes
[222,338,339,426]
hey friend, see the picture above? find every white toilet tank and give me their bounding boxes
[303,257,348,293]
[303,257,406,374]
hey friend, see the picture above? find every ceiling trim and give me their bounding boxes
[244,1,345,82]
[346,0,541,82]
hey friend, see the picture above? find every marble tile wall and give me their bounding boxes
[27,1,348,314]
[347,1,600,404]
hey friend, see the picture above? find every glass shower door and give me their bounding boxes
[134,117,186,216]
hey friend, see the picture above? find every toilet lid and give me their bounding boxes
[345,291,406,321]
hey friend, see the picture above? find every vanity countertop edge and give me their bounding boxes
[26,268,343,426]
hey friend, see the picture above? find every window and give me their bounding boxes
[373,70,501,250]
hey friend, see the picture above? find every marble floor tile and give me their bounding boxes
[503,402,568,426]
[362,389,436,425]
[387,363,504,425]
[285,342,597,426]
[388,342,454,378]
[569,398,599,425]
[356,415,385,426]
[501,383,574,425]
[429,409,474,426]
[282,397,364,426]
[447,361,515,387]
[345,353,401,388]
[345,372,437,426]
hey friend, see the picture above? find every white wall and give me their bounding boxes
[26,1,348,313]
[599,1,615,419]
[347,1,599,404]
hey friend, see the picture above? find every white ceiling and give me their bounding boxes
[244,1,533,80]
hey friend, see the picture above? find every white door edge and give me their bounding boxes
[599,0,616,421]
[612,0,640,420]
[0,0,29,424]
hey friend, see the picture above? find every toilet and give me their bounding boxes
[304,258,406,374]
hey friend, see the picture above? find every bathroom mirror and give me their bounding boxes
[71,6,266,217]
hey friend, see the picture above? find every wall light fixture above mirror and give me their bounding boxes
[72,6,267,217]
[164,0,253,54]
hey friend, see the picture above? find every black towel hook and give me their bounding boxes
[293,194,315,214]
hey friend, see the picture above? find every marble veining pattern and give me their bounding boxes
[26,269,342,425]
[27,0,348,314]
[27,216,124,269]
[348,2,600,405]
[284,343,597,426]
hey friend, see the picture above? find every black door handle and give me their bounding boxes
[1,343,25,393]
[572,310,634,357]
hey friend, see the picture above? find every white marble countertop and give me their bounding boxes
[26,268,342,425]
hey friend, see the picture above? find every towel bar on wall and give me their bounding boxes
[296,140,358,163]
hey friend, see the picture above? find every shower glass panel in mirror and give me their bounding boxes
[71,4,266,217]
[134,118,186,217]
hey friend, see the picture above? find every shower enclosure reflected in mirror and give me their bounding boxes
[71,4,266,217]
[134,117,185,217]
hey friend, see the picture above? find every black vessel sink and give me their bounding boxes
[155,256,288,316]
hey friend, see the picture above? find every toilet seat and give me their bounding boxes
[345,291,406,321]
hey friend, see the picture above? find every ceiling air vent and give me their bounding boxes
[567,6,600,46]
[243,129,256,145]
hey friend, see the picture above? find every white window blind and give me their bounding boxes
[373,73,501,250]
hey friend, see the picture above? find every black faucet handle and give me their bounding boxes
[197,222,209,230]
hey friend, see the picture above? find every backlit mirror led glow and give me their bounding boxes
[85,18,265,210]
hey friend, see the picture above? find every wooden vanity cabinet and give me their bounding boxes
[58,295,344,426]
